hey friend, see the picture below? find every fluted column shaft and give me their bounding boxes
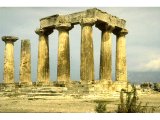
[80,18,95,84]
[2,36,18,84]
[115,29,128,82]
[20,40,32,85]
[35,28,53,85]
[57,24,73,84]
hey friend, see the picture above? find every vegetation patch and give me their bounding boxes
[117,86,159,113]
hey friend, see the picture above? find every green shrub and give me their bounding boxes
[154,83,160,91]
[95,101,106,113]
[140,82,152,89]
[117,86,156,113]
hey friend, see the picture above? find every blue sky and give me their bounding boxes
[0,7,160,82]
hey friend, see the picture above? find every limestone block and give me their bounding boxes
[81,18,96,26]
[40,8,126,29]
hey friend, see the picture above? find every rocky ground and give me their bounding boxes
[0,93,118,112]
[0,86,160,113]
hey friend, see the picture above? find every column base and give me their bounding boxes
[36,81,53,86]
[112,81,131,92]
[3,83,16,90]
[80,80,95,85]
[56,80,71,87]
[99,79,112,84]
[19,82,33,87]
[92,80,113,93]
[4,83,15,87]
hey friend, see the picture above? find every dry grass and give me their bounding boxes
[0,91,160,113]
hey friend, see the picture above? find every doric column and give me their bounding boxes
[80,18,95,84]
[19,40,32,85]
[56,23,73,84]
[2,36,18,84]
[96,23,114,82]
[35,28,53,85]
[114,29,128,82]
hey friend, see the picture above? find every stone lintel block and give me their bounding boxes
[40,14,59,28]
[2,36,18,43]
[95,9,126,29]
[35,28,53,36]
[40,8,126,29]
[40,14,59,21]
[81,18,96,26]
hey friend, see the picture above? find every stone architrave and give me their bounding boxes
[19,40,32,85]
[80,18,96,84]
[114,29,128,82]
[35,28,53,85]
[56,23,73,84]
[2,36,18,84]
[96,23,114,82]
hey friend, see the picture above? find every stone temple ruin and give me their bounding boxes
[1,8,130,94]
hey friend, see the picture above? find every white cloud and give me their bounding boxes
[143,57,160,71]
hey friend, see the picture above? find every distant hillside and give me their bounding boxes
[128,71,160,84]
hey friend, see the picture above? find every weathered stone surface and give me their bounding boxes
[96,23,114,82]
[114,29,128,82]
[40,8,126,29]
[19,40,32,85]
[35,28,53,85]
[0,9,129,94]
[2,36,18,43]
[80,19,95,84]
[39,8,128,87]
[81,18,96,26]
[57,24,73,84]
[2,36,18,84]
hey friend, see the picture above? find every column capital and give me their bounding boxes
[2,36,18,43]
[113,28,128,36]
[80,18,96,26]
[96,23,115,32]
[35,28,53,36]
[55,23,73,31]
